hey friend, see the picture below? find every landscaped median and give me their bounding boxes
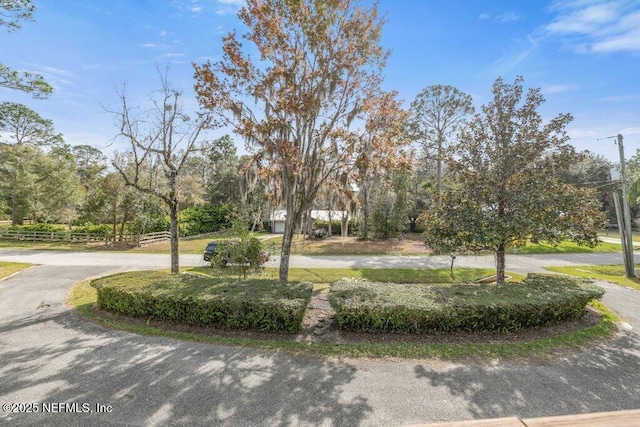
[329,274,604,334]
[75,268,617,360]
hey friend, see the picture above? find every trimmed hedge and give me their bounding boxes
[91,271,312,332]
[328,274,605,333]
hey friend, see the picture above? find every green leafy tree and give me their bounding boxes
[0,0,52,97]
[194,0,389,282]
[558,150,615,222]
[370,169,414,238]
[205,135,241,206]
[0,102,63,224]
[37,144,85,227]
[423,77,605,284]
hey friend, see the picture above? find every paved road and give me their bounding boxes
[1,251,640,426]
[0,248,637,274]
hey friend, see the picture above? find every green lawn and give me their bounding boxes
[512,240,622,254]
[546,264,640,291]
[191,266,521,284]
[0,261,32,279]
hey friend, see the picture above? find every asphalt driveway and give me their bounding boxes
[1,251,640,425]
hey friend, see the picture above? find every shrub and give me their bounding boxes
[179,204,235,236]
[73,223,111,235]
[311,228,330,239]
[328,273,604,333]
[91,271,312,332]
[312,219,358,236]
[213,222,269,277]
[9,223,66,232]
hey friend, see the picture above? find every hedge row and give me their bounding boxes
[91,271,312,332]
[328,274,604,333]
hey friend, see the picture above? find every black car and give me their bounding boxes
[203,241,220,262]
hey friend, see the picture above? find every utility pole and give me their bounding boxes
[615,134,636,278]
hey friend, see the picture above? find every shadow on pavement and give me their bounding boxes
[414,332,640,420]
[0,310,371,426]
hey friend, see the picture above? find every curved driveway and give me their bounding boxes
[1,249,640,426]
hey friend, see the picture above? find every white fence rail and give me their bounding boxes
[0,229,172,246]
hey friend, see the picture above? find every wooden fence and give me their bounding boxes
[0,229,171,247]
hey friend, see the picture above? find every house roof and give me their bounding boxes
[270,210,347,221]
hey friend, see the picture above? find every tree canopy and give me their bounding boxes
[408,84,474,192]
[0,0,52,98]
[423,77,605,283]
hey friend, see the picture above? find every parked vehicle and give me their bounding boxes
[203,241,230,265]
[203,240,269,268]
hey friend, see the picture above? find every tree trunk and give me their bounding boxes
[361,183,369,239]
[169,200,179,274]
[436,136,443,193]
[341,213,348,239]
[279,205,296,282]
[495,243,506,284]
[306,209,313,240]
[11,194,18,226]
[112,203,117,242]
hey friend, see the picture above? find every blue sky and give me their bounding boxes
[1,0,640,162]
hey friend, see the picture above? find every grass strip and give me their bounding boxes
[0,261,32,280]
[545,264,640,291]
[512,240,621,254]
[190,266,518,284]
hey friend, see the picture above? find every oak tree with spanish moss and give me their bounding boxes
[194,0,392,281]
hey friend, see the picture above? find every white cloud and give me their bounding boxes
[139,43,157,48]
[159,53,186,58]
[159,30,169,37]
[541,84,575,94]
[545,0,640,53]
[483,36,539,75]
[569,129,599,138]
[478,13,490,20]
[620,126,640,134]
[216,0,244,15]
[598,94,639,102]
[496,12,521,23]
[40,66,73,77]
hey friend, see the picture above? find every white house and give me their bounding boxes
[270,210,348,234]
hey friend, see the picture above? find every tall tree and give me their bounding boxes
[0,102,63,224]
[37,144,85,227]
[0,0,52,97]
[423,77,605,284]
[111,72,212,274]
[194,0,389,281]
[205,135,241,206]
[408,85,473,192]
